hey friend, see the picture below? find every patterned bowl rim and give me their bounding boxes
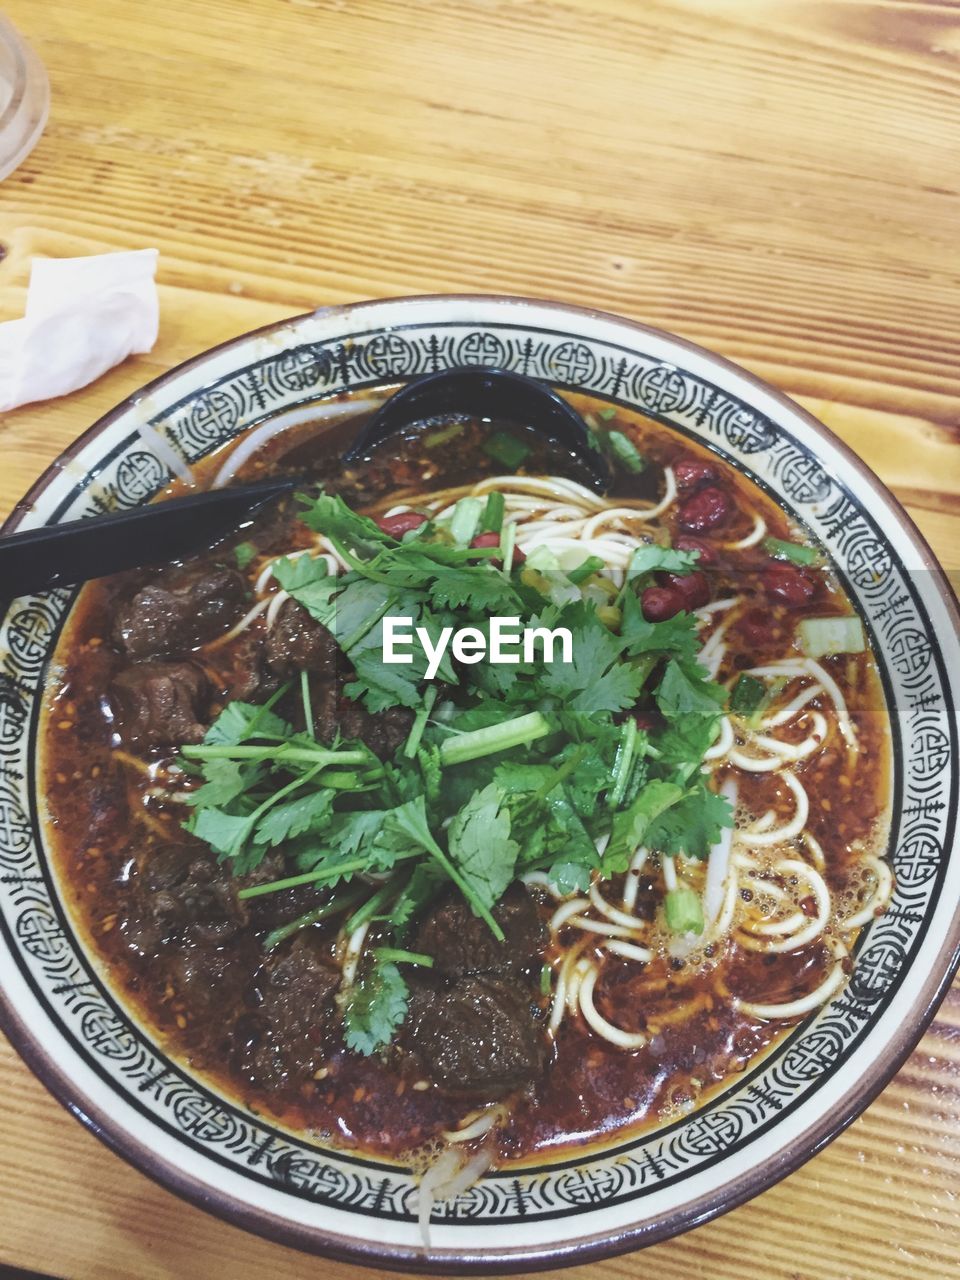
[1,293,958,1273]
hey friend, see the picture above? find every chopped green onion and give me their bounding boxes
[234,540,258,569]
[478,490,505,535]
[729,674,767,718]
[763,536,820,567]
[607,430,647,474]
[567,554,606,585]
[423,420,466,448]
[439,710,551,767]
[598,406,617,421]
[449,497,483,545]
[797,615,865,658]
[665,885,704,935]
[484,431,530,469]
[403,684,438,760]
[540,963,552,994]
[373,947,435,967]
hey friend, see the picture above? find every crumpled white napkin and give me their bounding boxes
[0,248,159,411]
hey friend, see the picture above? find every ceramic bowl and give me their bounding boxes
[1,295,958,1272]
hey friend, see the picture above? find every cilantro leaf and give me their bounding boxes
[538,604,645,715]
[182,758,261,809]
[390,863,445,934]
[252,788,335,847]
[343,959,408,1055]
[656,658,727,719]
[203,701,291,746]
[645,780,734,860]
[429,567,520,612]
[447,783,519,913]
[625,544,700,580]
[620,590,700,660]
[603,779,684,874]
[298,490,390,556]
[548,860,592,894]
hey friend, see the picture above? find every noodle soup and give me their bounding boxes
[41,392,892,1189]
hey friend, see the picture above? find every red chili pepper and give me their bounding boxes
[376,511,427,538]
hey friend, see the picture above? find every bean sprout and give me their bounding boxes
[722,512,766,550]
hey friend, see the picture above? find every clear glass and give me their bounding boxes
[0,14,49,182]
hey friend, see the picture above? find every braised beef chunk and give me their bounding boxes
[402,975,547,1098]
[119,844,245,956]
[168,944,249,1023]
[226,630,279,705]
[112,562,246,658]
[109,660,210,749]
[311,680,412,759]
[243,936,340,1087]
[416,886,546,978]
[265,599,339,677]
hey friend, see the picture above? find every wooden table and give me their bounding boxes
[1,2,958,1277]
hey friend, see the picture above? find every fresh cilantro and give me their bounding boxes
[252,788,335,848]
[175,481,741,1063]
[625,544,700,581]
[645,779,734,860]
[447,783,519,914]
[343,959,409,1055]
[656,658,727,719]
[620,590,700,660]
[538,604,647,715]
[548,861,592,894]
[603,779,685,874]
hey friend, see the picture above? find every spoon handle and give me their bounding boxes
[0,478,294,600]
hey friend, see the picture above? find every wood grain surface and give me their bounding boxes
[0,1,958,1277]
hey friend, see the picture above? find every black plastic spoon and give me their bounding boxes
[0,367,607,598]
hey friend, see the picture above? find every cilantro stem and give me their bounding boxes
[373,947,434,967]
[315,768,380,790]
[608,718,638,810]
[402,685,437,760]
[246,760,327,833]
[300,670,315,739]
[262,885,367,951]
[181,744,373,768]
[424,841,506,942]
[439,710,551,767]
[344,875,404,934]
[238,849,424,899]
[527,744,588,805]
